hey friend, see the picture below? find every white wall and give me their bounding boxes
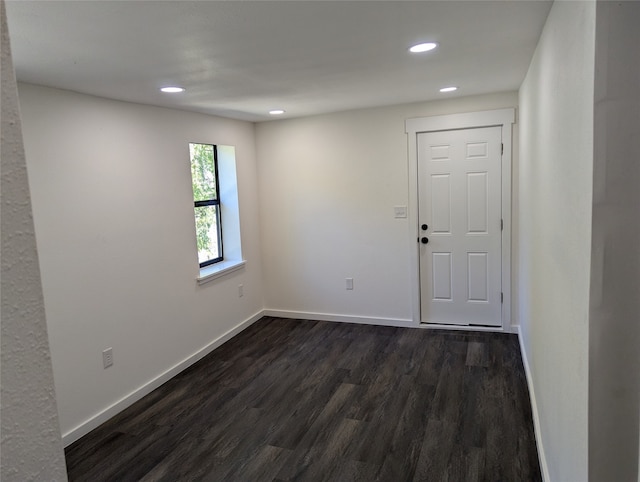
[18,83,264,443]
[256,92,518,326]
[0,1,67,478]
[518,1,595,480]
[589,1,640,480]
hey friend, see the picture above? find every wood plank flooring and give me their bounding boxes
[65,317,542,481]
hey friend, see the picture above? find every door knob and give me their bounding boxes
[421,224,428,231]
[421,237,429,244]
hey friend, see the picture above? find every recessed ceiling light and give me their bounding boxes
[439,86,458,93]
[409,42,437,53]
[160,86,185,93]
[269,109,285,115]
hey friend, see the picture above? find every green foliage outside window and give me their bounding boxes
[189,143,221,264]
[190,143,216,201]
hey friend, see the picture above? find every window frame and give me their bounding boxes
[190,143,224,268]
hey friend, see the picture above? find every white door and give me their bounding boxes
[418,126,502,326]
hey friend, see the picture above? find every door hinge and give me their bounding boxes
[501,143,504,155]
[501,292,504,303]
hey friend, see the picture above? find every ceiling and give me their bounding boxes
[5,1,552,122]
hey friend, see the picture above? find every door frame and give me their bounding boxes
[406,109,515,332]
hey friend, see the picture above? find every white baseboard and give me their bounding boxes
[263,309,415,328]
[517,326,551,482]
[62,310,265,447]
[63,310,529,448]
[265,309,515,333]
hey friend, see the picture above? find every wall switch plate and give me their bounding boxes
[238,284,244,297]
[394,206,407,218]
[346,278,354,290]
[103,347,113,369]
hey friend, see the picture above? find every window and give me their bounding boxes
[189,143,244,284]
[189,143,222,267]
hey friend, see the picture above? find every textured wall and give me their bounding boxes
[0,1,67,479]
[518,1,595,480]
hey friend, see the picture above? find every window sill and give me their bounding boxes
[197,259,246,285]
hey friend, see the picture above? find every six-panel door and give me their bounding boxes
[418,126,502,326]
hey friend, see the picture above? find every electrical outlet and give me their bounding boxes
[238,284,244,297]
[346,278,354,290]
[103,347,113,369]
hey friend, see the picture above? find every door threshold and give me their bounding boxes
[420,322,505,333]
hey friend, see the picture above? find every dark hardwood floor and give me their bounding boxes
[65,317,542,481]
